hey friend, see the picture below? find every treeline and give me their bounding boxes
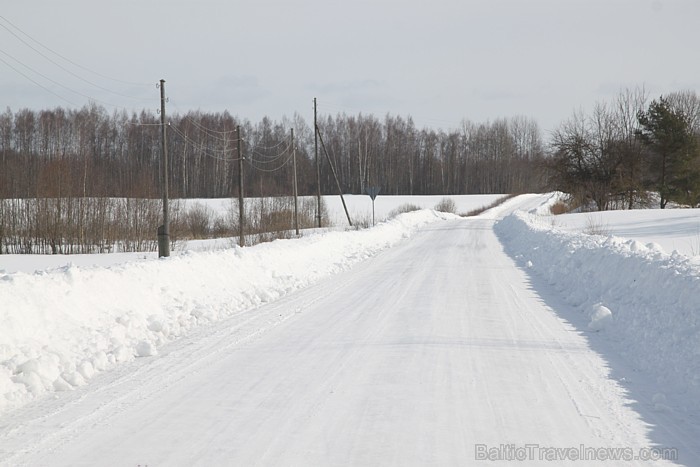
[549,88,700,210]
[314,113,545,196]
[0,104,546,202]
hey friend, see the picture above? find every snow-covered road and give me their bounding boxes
[0,196,689,466]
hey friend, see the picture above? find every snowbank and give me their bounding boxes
[0,210,455,415]
[495,212,700,409]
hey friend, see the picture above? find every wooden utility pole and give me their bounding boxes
[291,128,299,236]
[158,79,170,258]
[314,98,321,228]
[237,125,245,247]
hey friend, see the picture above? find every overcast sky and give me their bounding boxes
[2,0,699,133]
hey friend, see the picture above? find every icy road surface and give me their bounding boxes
[0,195,689,466]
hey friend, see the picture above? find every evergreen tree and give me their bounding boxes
[637,97,700,208]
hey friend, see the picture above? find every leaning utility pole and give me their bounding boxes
[157,79,170,258]
[237,125,245,247]
[316,126,352,227]
[291,128,299,236]
[314,98,322,228]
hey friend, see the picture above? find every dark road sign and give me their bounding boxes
[366,186,380,200]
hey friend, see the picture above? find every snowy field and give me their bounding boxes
[176,194,505,223]
[1,193,700,465]
[549,208,700,257]
[318,193,504,225]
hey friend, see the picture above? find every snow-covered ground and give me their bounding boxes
[548,208,700,257]
[319,193,504,225]
[0,209,457,416]
[1,193,700,465]
[178,194,505,223]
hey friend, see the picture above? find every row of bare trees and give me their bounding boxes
[548,88,700,210]
[0,105,546,200]
[316,114,545,196]
[0,197,166,254]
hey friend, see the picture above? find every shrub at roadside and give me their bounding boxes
[434,197,457,214]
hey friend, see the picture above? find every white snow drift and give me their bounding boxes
[0,210,456,415]
[495,211,700,411]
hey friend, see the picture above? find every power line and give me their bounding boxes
[170,110,289,152]
[248,152,288,165]
[246,151,294,172]
[246,138,296,172]
[171,116,293,168]
[0,22,150,103]
[178,115,240,138]
[0,54,78,106]
[168,124,243,162]
[169,100,240,139]
[0,47,127,109]
[0,14,150,88]
[170,118,242,145]
[249,138,288,151]
[248,143,292,162]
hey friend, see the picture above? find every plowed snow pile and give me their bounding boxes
[0,210,455,415]
[495,211,700,411]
